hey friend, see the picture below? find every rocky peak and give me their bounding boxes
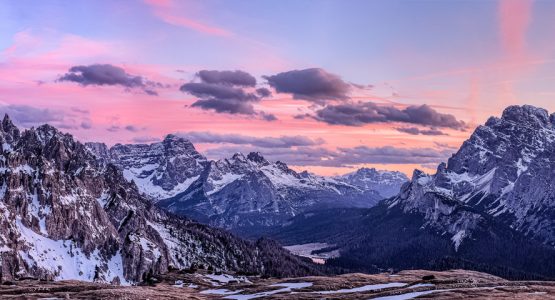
[411,169,427,181]
[231,152,247,162]
[33,124,65,146]
[0,114,21,147]
[162,134,199,157]
[299,170,311,178]
[500,105,551,128]
[90,135,208,201]
[274,161,291,172]
[246,152,269,165]
[339,167,409,198]
[447,104,555,177]
[355,167,379,176]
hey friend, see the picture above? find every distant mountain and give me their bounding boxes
[87,138,400,235]
[0,116,322,283]
[336,167,408,198]
[156,152,382,234]
[86,134,208,200]
[267,105,555,280]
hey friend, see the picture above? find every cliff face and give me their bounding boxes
[395,105,555,246]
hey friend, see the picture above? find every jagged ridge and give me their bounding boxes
[87,137,403,235]
[0,116,322,284]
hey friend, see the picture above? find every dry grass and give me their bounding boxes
[2,269,554,299]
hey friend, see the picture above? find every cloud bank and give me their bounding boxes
[314,102,466,129]
[205,144,452,167]
[177,131,324,148]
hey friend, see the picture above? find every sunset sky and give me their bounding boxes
[1,0,555,176]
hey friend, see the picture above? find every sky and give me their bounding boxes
[1,0,555,176]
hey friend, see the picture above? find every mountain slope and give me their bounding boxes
[0,116,322,283]
[422,105,555,246]
[265,105,555,280]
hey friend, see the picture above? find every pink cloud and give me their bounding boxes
[144,0,232,37]
[499,0,533,59]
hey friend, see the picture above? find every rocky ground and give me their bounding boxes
[2,269,554,299]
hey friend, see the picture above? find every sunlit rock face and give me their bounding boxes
[392,105,555,247]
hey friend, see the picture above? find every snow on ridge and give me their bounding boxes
[207,173,244,195]
[123,166,200,200]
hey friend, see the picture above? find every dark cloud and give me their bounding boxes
[177,131,324,148]
[264,68,351,103]
[58,64,161,96]
[181,82,259,102]
[106,125,120,132]
[80,119,93,129]
[190,98,256,115]
[293,113,312,120]
[331,145,451,165]
[70,107,90,114]
[180,69,275,121]
[256,87,272,98]
[106,124,145,133]
[434,141,459,151]
[204,144,451,167]
[260,112,277,121]
[144,89,158,96]
[396,127,447,136]
[314,102,466,129]
[198,70,256,87]
[59,64,143,87]
[124,125,145,132]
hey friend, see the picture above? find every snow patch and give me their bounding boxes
[371,289,450,300]
[224,282,313,300]
[207,173,244,195]
[16,219,127,284]
[201,289,243,295]
[451,230,467,251]
[316,282,407,294]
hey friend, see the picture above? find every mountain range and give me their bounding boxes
[0,116,322,283]
[3,104,555,284]
[86,137,407,235]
